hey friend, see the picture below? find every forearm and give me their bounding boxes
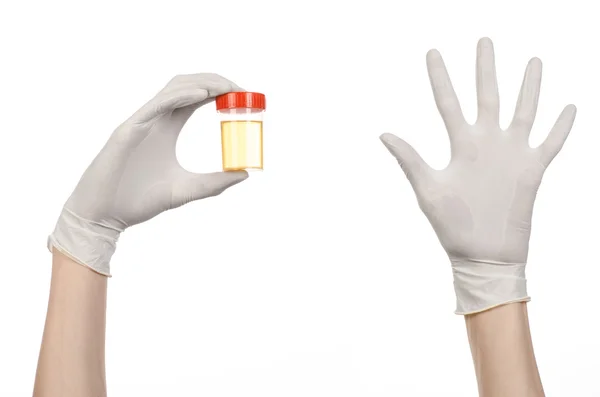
[33,249,108,397]
[465,302,544,397]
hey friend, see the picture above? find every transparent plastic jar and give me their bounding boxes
[215,92,266,171]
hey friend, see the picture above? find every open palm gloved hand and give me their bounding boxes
[381,38,576,315]
[48,73,248,276]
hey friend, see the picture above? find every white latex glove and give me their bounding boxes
[48,73,248,276]
[380,38,576,315]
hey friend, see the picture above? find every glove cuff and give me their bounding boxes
[47,208,122,277]
[451,258,530,315]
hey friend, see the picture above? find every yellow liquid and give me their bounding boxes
[221,120,263,171]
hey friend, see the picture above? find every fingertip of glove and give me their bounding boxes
[224,170,249,182]
[379,133,391,142]
[426,48,442,61]
[379,133,398,146]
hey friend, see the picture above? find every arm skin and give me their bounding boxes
[33,249,108,397]
[465,302,544,397]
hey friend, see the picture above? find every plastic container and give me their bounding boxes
[216,92,266,171]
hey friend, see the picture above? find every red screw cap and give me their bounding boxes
[216,92,266,110]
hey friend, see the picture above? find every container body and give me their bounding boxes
[218,108,264,171]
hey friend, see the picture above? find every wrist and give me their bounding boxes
[465,302,544,395]
[47,207,121,277]
[451,258,530,315]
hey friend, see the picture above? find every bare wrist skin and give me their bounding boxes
[465,302,544,397]
[33,249,108,397]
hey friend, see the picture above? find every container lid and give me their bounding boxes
[216,92,266,110]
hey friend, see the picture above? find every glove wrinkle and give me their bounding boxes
[452,258,529,315]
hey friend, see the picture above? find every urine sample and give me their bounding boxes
[216,92,266,171]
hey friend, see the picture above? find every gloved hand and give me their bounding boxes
[380,38,576,315]
[48,73,248,276]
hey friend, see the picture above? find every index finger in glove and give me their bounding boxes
[133,73,244,124]
[426,49,467,138]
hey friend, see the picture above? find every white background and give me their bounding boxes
[1,0,598,396]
